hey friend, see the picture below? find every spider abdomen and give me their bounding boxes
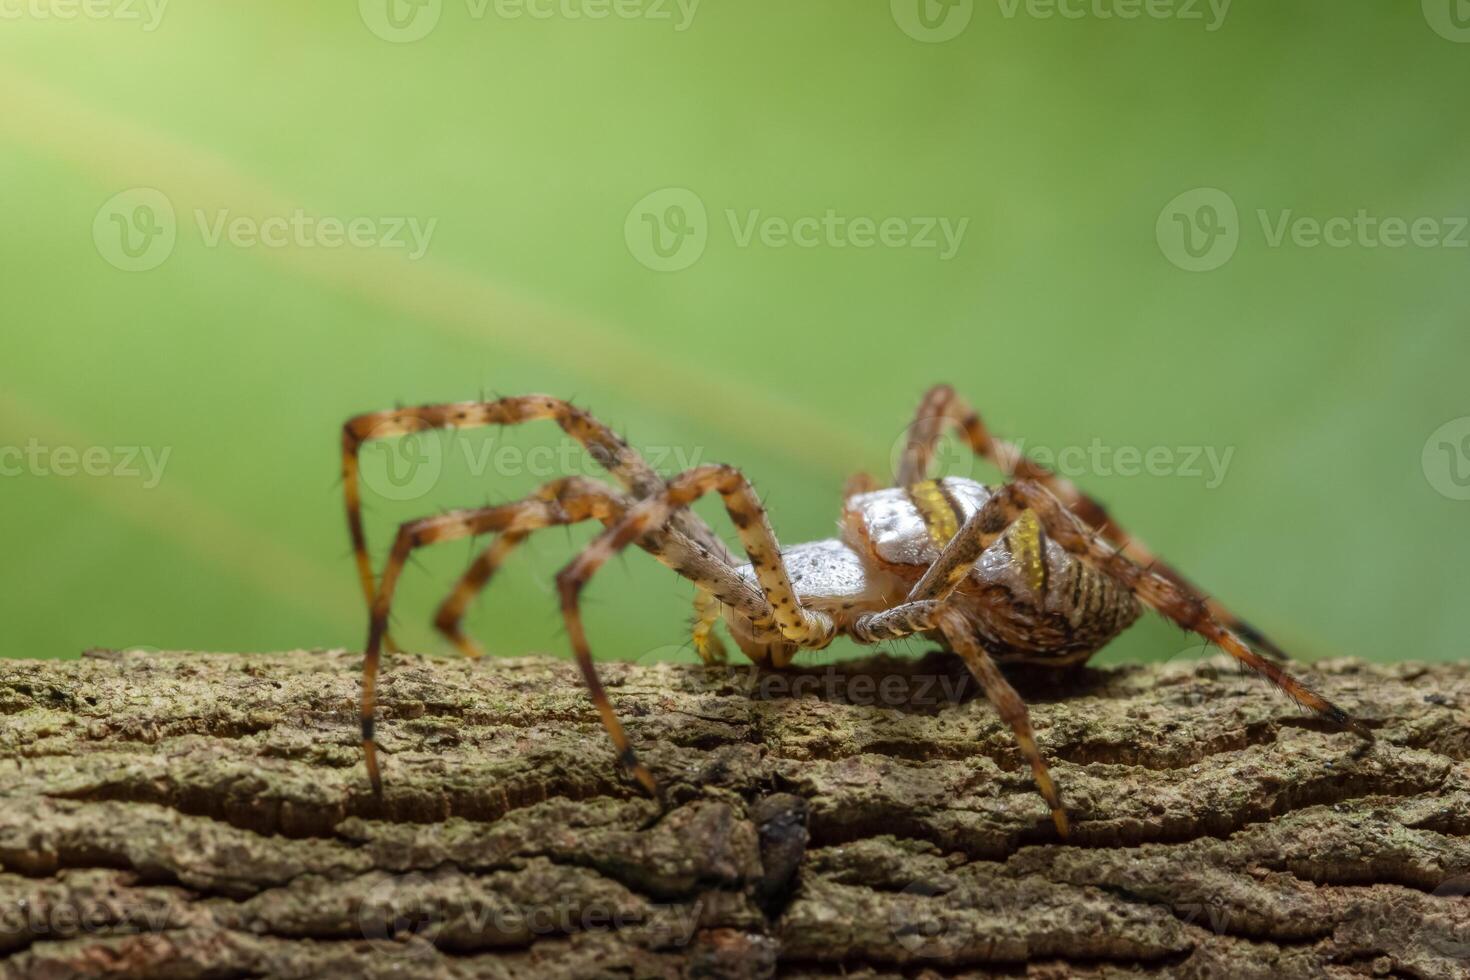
[837,477,1142,661]
[721,477,1141,663]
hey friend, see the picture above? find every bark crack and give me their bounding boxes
[0,650,1466,980]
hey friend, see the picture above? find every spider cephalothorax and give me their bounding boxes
[342,385,1365,836]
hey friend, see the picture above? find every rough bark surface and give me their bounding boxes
[0,649,1467,979]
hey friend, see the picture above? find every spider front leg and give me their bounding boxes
[556,464,836,797]
[896,383,1291,660]
[341,395,736,628]
[429,477,627,660]
[357,483,750,795]
[432,478,747,663]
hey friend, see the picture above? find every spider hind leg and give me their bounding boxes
[963,480,1364,735]
[897,383,1294,662]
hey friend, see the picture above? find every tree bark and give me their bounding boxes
[0,648,1466,979]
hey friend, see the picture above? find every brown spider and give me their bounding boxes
[342,385,1366,836]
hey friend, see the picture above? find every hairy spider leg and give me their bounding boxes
[896,384,1292,660]
[902,480,1362,731]
[359,482,761,797]
[852,479,1364,834]
[557,464,838,797]
[431,477,626,660]
[940,608,1069,838]
[847,595,1068,836]
[361,493,618,794]
[342,396,738,643]
[434,477,741,663]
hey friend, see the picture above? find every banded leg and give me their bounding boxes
[907,480,1364,733]
[434,479,747,662]
[434,531,530,660]
[431,477,628,660]
[849,601,1067,835]
[359,488,712,795]
[896,383,1290,659]
[941,608,1068,837]
[850,600,944,644]
[342,395,736,623]
[556,464,836,796]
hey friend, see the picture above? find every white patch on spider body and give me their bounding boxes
[843,476,1073,604]
[730,538,889,610]
[727,477,1086,624]
[849,477,994,567]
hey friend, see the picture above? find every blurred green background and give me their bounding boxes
[2,1,1466,669]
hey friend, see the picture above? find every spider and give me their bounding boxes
[341,385,1366,836]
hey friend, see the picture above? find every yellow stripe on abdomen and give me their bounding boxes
[1008,509,1049,599]
[908,479,962,550]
